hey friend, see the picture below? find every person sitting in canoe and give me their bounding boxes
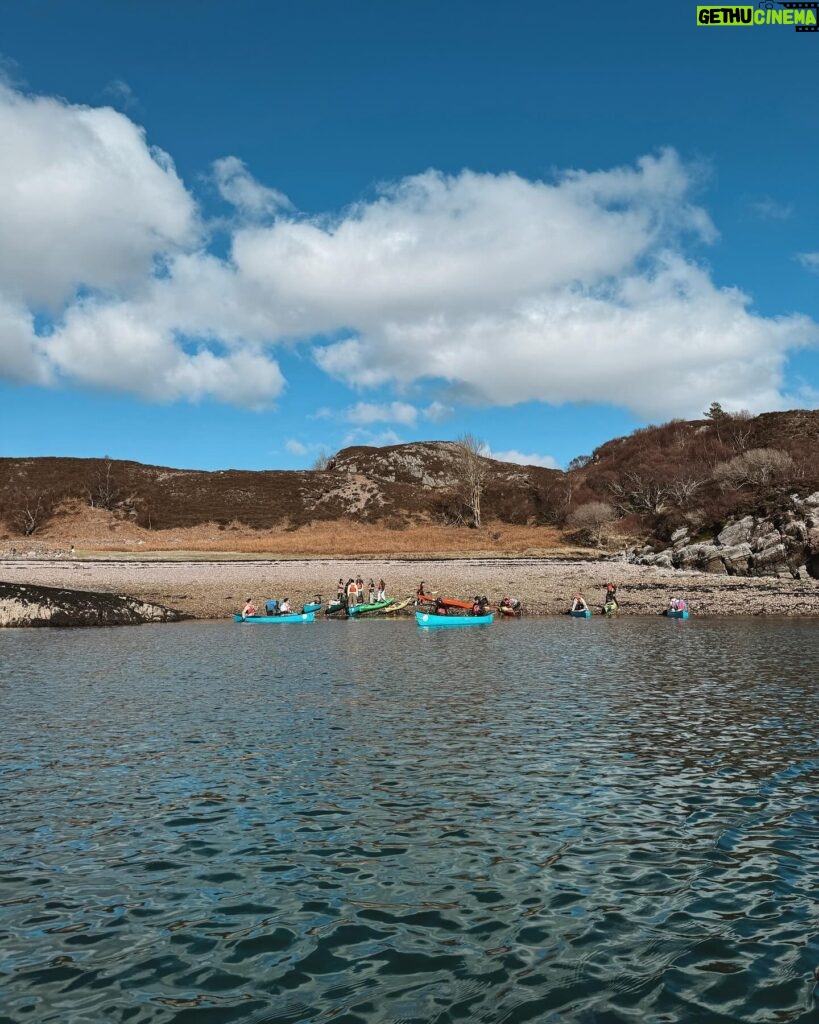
[265,598,279,616]
[667,597,688,614]
[471,596,482,616]
[241,598,256,619]
[377,578,386,601]
[571,594,589,614]
[434,597,448,615]
[279,597,291,614]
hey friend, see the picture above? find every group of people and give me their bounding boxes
[570,582,618,615]
[337,576,387,607]
[568,583,690,615]
[241,596,293,618]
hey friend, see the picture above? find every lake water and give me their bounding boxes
[2,618,819,1024]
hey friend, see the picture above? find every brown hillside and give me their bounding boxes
[0,443,558,534]
[1,411,817,565]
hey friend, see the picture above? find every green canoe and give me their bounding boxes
[348,598,395,615]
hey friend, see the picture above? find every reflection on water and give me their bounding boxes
[1,618,818,1023]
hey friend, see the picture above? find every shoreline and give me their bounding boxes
[2,558,817,620]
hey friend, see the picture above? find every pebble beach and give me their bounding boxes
[2,557,818,619]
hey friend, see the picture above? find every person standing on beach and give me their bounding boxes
[368,579,376,603]
[337,578,345,601]
[604,582,618,607]
[377,578,386,601]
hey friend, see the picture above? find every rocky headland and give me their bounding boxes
[0,580,188,628]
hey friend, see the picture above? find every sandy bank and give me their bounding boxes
[2,558,817,619]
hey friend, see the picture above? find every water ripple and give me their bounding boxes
[1,618,819,1022]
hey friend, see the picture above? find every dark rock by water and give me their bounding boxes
[0,581,188,627]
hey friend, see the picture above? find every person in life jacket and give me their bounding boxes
[571,593,589,613]
[435,597,448,615]
[604,582,618,607]
[242,598,256,619]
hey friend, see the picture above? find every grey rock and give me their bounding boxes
[717,516,754,547]
[0,581,188,628]
[673,543,721,570]
[720,542,753,570]
[671,526,689,546]
[751,542,788,571]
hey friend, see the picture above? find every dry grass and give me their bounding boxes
[12,505,598,559]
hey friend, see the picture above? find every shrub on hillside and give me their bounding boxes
[567,501,616,547]
[714,448,795,490]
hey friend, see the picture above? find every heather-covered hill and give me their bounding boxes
[1,408,818,576]
[0,443,558,534]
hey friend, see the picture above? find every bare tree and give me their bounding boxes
[11,490,54,536]
[310,450,332,471]
[453,433,489,528]
[567,501,616,547]
[537,475,573,525]
[609,472,669,515]
[87,459,121,510]
[714,448,795,490]
[666,476,703,510]
[722,410,754,453]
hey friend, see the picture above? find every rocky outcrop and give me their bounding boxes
[630,493,819,579]
[0,581,189,627]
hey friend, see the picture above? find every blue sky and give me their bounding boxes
[0,0,817,470]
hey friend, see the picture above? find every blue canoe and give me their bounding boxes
[302,602,322,613]
[416,611,493,628]
[234,612,315,623]
[667,609,689,619]
[570,609,592,618]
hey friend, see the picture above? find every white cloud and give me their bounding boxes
[285,439,309,455]
[490,449,559,469]
[102,79,138,112]
[0,296,51,385]
[748,197,792,222]
[344,401,418,426]
[0,82,197,308]
[423,401,453,423]
[212,156,291,220]
[797,252,819,274]
[0,80,815,418]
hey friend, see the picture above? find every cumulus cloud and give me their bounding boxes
[0,82,197,308]
[490,449,559,469]
[0,80,815,417]
[285,439,309,456]
[797,252,819,274]
[344,401,419,426]
[212,156,292,220]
